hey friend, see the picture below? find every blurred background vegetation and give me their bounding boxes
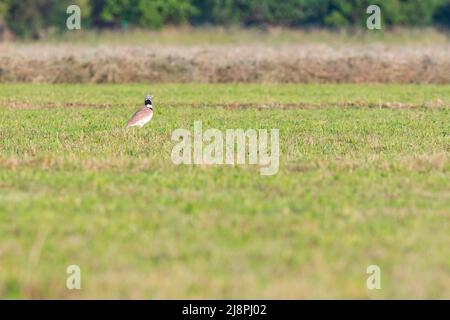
[0,0,449,39]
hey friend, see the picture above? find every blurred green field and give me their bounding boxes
[36,27,450,46]
[0,84,449,299]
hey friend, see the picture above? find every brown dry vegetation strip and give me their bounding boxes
[0,153,448,173]
[215,101,449,109]
[1,44,450,84]
[0,100,448,110]
[0,101,113,109]
[0,156,169,172]
[286,153,449,173]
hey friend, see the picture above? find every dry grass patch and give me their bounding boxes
[1,44,450,84]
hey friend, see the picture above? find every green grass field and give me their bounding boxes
[40,27,450,45]
[0,84,449,299]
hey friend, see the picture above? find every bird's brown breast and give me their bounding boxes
[127,107,153,126]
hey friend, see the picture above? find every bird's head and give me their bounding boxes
[145,95,153,107]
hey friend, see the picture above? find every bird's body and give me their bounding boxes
[126,95,154,128]
[126,107,153,128]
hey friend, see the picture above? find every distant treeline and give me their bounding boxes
[1,0,450,38]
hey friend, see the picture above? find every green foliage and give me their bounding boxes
[190,0,449,28]
[5,0,50,38]
[434,0,450,28]
[322,0,443,28]
[1,0,449,38]
[3,0,87,38]
[94,0,196,28]
[190,0,328,27]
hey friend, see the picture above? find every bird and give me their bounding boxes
[126,95,154,128]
